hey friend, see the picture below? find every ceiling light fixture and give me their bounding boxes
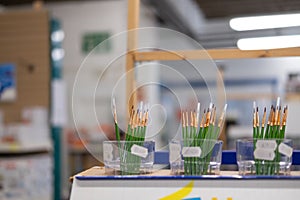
[230,13,300,31]
[237,35,300,50]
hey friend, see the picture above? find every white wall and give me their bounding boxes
[47,1,127,128]
[46,0,159,129]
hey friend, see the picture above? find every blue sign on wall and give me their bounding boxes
[0,63,16,102]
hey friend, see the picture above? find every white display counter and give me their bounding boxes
[70,166,300,200]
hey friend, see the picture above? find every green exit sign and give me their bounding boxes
[81,32,111,54]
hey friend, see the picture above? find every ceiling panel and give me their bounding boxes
[195,0,300,18]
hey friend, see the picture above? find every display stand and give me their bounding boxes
[69,151,300,200]
[70,166,300,200]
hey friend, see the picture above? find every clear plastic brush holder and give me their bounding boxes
[103,140,155,175]
[236,139,293,175]
[169,139,223,175]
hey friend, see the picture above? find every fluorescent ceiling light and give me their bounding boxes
[230,13,300,31]
[237,35,300,50]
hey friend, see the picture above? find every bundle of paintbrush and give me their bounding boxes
[252,97,290,175]
[113,99,149,175]
[181,103,227,175]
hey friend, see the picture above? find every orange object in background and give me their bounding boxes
[66,128,87,148]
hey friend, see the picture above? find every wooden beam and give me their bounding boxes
[126,0,140,111]
[285,93,300,101]
[227,93,278,100]
[134,48,300,61]
[127,0,140,51]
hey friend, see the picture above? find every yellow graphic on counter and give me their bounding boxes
[159,181,194,200]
